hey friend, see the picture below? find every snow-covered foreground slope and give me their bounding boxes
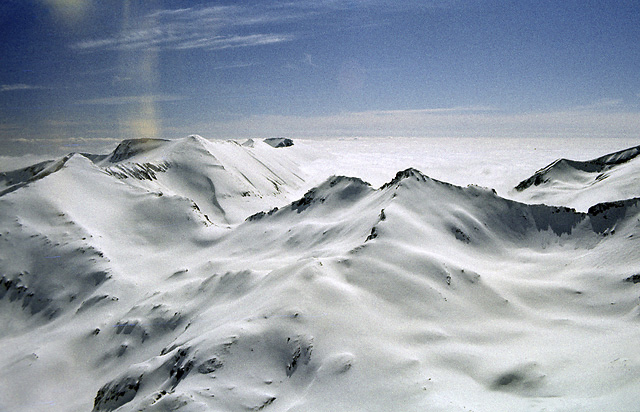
[511,144,640,211]
[1,137,640,412]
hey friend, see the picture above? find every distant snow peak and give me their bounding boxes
[187,134,207,142]
[264,137,294,148]
[71,135,308,225]
[515,144,640,191]
[512,143,640,211]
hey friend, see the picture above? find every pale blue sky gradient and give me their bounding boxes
[1,0,639,155]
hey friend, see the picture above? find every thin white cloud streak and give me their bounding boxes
[361,106,499,115]
[77,94,184,105]
[171,34,295,51]
[209,62,261,71]
[71,4,302,52]
[74,30,294,52]
[70,1,447,52]
[1,84,46,92]
[279,0,461,12]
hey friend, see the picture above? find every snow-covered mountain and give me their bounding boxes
[1,137,639,412]
[511,144,640,211]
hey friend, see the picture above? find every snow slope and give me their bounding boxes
[511,144,640,211]
[1,137,640,412]
[91,135,307,225]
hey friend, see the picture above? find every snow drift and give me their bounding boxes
[1,137,639,412]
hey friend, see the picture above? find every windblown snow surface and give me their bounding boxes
[1,136,639,412]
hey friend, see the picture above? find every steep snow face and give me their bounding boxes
[512,144,640,211]
[1,139,640,412]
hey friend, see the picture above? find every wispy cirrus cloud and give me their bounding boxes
[209,61,262,71]
[71,4,303,52]
[1,84,47,92]
[70,1,448,53]
[77,94,185,105]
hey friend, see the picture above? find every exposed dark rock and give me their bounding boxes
[246,207,279,221]
[104,161,170,181]
[327,175,370,188]
[264,137,294,148]
[0,275,53,315]
[253,396,277,411]
[197,357,224,374]
[169,348,193,388]
[624,274,640,284]
[588,198,639,234]
[452,227,471,243]
[291,189,321,213]
[381,168,428,189]
[365,227,378,241]
[286,336,313,377]
[93,375,142,411]
[515,173,550,191]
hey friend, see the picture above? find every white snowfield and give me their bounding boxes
[0,136,639,412]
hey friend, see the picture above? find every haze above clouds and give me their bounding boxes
[1,0,639,155]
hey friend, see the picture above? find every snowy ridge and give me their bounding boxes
[242,167,598,260]
[83,168,639,411]
[1,139,640,412]
[516,144,640,189]
[0,135,308,226]
[512,143,640,210]
[93,135,307,225]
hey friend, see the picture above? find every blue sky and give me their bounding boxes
[1,0,639,155]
